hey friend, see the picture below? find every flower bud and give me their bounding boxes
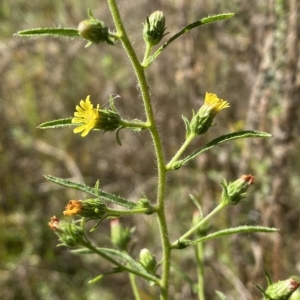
[110,219,132,250]
[63,199,107,220]
[78,19,110,44]
[143,11,166,46]
[221,175,254,206]
[139,248,157,273]
[262,278,300,300]
[48,216,84,247]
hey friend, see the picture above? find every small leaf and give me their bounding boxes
[16,28,80,38]
[177,131,272,168]
[37,118,74,129]
[200,13,235,24]
[189,194,202,214]
[44,175,138,209]
[264,269,273,286]
[216,291,228,300]
[182,115,191,137]
[88,274,104,284]
[190,226,278,246]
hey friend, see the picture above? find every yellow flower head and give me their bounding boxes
[189,92,230,136]
[63,200,83,216]
[72,95,100,137]
[202,92,230,115]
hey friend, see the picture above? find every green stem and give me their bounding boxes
[107,1,170,299]
[141,43,152,67]
[129,273,141,300]
[195,242,205,300]
[171,202,226,248]
[166,133,196,170]
[120,119,150,129]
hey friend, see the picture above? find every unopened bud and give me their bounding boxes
[221,175,254,206]
[48,216,84,247]
[110,219,131,250]
[143,11,166,46]
[139,248,157,273]
[263,278,300,300]
[78,19,109,43]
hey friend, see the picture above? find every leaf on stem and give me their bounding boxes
[16,28,80,38]
[190,225,278,246]
[72,247,159,283]
[44,175,138,209]
[175,130,272,169]
[37,118,74,129]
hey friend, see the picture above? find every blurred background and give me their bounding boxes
[1,0,300,299]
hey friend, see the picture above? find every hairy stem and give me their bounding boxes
[195,242,205,300]
[107,1,170,298]
[166,133,196,170]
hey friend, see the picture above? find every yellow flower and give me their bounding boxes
[189,92,230,136]
[72,95,100,137]
[63,200,83,216]
[202,92,230,115]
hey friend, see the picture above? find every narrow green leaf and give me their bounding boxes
[190,226,278,245]
[182,115,191,136]
[72,247,159,283]
[200,13,235,24]
[88,275,104,284]
[264,269,273,286]
[177,131,272,168]
[44,175,138,209]
[37,118,74,129]
[146,13,235,66]
[16,28,80,38]
[216,291,228,300]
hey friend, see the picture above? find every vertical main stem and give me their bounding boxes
[107,1,170,298]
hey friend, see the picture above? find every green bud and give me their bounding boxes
[139,248,157,273]
[77,10,115,46]
[48,216,84,247]
[263,278,300,300]
[78,19,109,42]
[110,219,132,250]
[143,11,166,46]
[221,175,255,206]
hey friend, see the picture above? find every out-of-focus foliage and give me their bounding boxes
[1,0,300,299]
